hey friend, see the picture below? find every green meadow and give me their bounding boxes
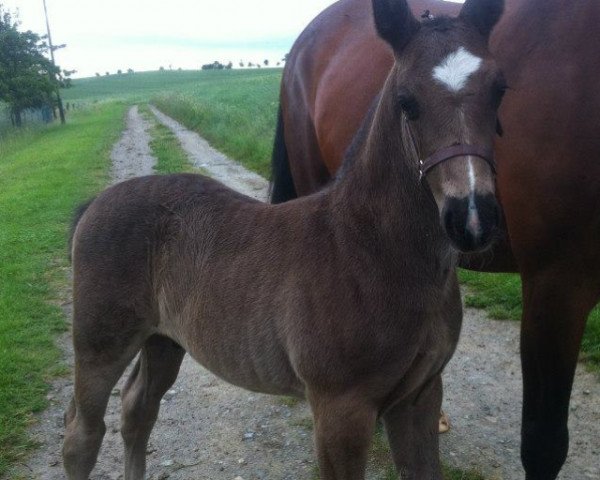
[1,67,597,477]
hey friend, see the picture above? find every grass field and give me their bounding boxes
[0,103,127,474]
[61,69,213,104]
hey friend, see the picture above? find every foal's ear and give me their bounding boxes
[459,0,504,39]
[372,0,420,53]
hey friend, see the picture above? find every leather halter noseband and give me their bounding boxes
[419,144,496,181]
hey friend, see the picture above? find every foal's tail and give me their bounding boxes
[68,198,94,262]
[269,106,298,204]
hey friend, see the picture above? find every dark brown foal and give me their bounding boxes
[63,1,504,478]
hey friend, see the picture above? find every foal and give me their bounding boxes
[63,0,504,478]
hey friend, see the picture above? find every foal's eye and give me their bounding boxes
[396,92,420,120]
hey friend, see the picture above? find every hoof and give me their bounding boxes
[439,410,450,434]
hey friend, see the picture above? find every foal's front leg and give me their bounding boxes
[309,391,377,480]
[382,375,443,480]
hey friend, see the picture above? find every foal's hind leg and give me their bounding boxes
[120,335,185,480]
[382,375,443,480]
[63,336,143,480]
[309,391,377,480]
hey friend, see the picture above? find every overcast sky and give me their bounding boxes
[3,0,463,78]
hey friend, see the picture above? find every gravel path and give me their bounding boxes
[10,106,599,480]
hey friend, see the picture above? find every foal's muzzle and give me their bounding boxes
[442,193,500,252]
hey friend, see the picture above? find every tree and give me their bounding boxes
[117,69,122,75]
[127,68,134,74]
[95,72,101,77]
[239,61,244,68]
[0,6,59,127]
[264,59,269,66]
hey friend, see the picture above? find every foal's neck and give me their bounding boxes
[329,94,448,262]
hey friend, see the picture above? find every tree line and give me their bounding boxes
[0,4,71,127]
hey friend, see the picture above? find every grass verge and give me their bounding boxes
[0,102,127,474]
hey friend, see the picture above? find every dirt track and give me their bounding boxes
[10,106,599,480]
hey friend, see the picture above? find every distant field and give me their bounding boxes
[63,69,281,177]
[61,69,212,104]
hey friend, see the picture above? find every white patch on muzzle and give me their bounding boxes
[433,47,482,93]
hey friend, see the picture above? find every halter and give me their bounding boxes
[419,144,496,181]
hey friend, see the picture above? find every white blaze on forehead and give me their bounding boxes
[433,47,483,92]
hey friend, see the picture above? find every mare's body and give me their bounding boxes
[272,0,600,478]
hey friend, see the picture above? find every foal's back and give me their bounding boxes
[73,172,451,398]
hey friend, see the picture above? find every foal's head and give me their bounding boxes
[373,0,505,252]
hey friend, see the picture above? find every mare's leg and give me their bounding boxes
[63,320,145,480]
[309,391,377,480]
[121,335,185,480]
[382,375,443,480]
[520,265,599,480]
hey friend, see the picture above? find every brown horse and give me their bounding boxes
[271,0,600,478]
[62,1,504,478]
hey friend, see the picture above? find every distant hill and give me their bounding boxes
[62,68,282,105]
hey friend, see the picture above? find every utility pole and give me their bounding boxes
[42,0,65,124]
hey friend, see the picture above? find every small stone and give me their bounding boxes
[111,388,120,396]
[582,389,591,395]
[234,477,244,480]
[49,460,59,467]
[237,458,246,465]
[243,431,255,440]
[160,459,174,467]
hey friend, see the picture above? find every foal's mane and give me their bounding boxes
[334,96,420,185]
[334,94,381,181]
